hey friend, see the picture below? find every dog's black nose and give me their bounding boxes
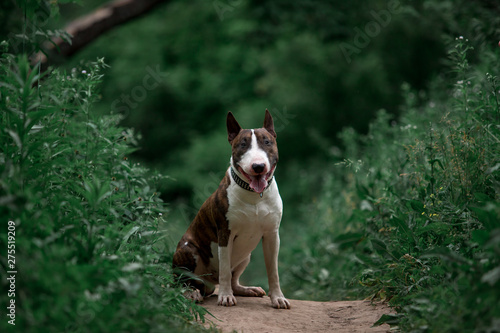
[252,163,266,174]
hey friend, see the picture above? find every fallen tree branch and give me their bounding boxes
[33,0,168,69]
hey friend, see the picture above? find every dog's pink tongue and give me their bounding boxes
[249,175,267,193]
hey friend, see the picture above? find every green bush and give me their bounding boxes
[284,37,500,331]
[0,49,213,332]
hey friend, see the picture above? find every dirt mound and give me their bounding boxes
[201,295,391,333]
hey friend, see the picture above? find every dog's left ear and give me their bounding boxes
[263,109,277,138]
[227,111,242,144]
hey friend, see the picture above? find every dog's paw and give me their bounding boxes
[232,285,266,297]
[183,289,204,303]
[270,295,291,309]
[218,294,237,306]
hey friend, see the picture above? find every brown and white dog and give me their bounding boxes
[172,110,290,309]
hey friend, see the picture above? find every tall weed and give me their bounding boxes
[0,40,212,333]
[285,38,499,331]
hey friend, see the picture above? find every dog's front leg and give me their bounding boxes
[218,241,237,306]
[262,230,291,309]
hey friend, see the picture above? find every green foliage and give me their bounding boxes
[2,0,71,59]
[0,49,213,332]
[49,2,500,250]
[3,1,500,332]
[285,37,500,331]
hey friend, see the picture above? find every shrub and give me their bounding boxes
[284,37,500,331]
[0,50,213,332]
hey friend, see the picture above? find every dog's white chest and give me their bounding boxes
[226,181,282,232]
[224,178,282,266]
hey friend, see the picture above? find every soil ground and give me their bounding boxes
[200,294,392,333]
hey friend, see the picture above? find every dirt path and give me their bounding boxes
[201,295,391,333]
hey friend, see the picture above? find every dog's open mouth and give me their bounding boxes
[238,165,275,193]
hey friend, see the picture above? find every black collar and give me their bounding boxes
[230,167,273,196]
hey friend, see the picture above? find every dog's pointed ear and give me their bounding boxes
[263,109,277,138]
[227,112,241,143]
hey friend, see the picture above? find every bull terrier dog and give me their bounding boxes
[172,110,290,309]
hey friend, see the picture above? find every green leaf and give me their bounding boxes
[354,254,380,268]
[371,239,397,260]
[6,129,22,149]
[372,313,400,327]
[355,181,370,199]
[82,178,112,209]
[408,200,424,212]
[481,266,500,286]
[416,222,451,236]
[122,263,143,272]
[429,159,445,170]
[470,207,497,231]
[473,192,491,202]
[122,225,140,243]
[0,81,17,92]
[471,229,490,246]
[26,107,53,130]
[421,247,472,267]
[391,217,416,244]
[334,232,365,249]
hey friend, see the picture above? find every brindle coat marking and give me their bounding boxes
[172,173,230,295]
[172,110,290,309]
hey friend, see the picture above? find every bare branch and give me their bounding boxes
[33,0,168,68]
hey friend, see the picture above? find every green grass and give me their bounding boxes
[0,50,216,332]
[281,37,500,331]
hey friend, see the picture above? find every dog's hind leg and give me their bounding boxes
[172,241,215,301]
[231,255,266,297]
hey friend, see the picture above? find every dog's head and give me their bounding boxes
[227,110,278,193]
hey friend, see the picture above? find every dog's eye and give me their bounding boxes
[240,142,247,148]
[264,138,271,145]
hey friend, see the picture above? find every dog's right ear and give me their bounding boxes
[227,112,241,144]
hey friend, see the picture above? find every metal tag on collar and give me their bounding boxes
[260,192,263,198]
